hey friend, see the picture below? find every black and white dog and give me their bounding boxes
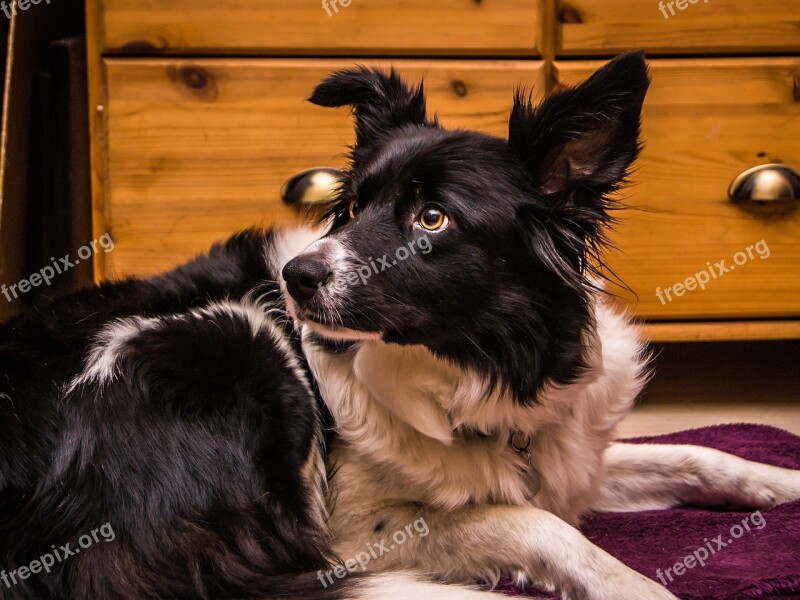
[2,52,799,600]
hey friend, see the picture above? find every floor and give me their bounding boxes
[617,339,800,437]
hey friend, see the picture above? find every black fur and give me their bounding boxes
[0,52,649,598]
[0,231,348,599]
[298,51,650,402]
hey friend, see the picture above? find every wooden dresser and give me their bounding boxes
[85,0,800,341]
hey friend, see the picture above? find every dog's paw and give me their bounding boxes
[599,569,680,600]
[773,468,800,505]
[556,562,679,600]
[579,562,679,600]
[744,465,800,509]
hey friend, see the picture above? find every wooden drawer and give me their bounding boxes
[555,58,800,321]
[96,0,540,56]
[557,0,800,55]
[100,59,545,278]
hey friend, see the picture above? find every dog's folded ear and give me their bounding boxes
[509,51,650,201]
[309,67,432,148]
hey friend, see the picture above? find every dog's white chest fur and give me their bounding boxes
[304,302,647,525]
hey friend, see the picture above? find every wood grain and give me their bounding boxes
[96,0,541,56]
[557,0,800,55]
[644,321,800,342]
[556,58,800,320]
[85,0,110,281]
[102,59,546,278]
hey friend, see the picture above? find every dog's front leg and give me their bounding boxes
[593,442,800,512]
[333,504,678,600]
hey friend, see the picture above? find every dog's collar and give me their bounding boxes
[461,429,541,496]
[511,430,541,497]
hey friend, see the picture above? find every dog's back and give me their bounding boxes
[0,229,336,599]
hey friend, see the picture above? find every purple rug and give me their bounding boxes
[498,424,800,600]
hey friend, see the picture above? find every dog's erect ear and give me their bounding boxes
[309,67,431,148]
[508,51,650,200]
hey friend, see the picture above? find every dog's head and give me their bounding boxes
[283,52,649,403]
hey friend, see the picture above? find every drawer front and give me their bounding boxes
[557,0,800,55]
[555,58,800,320]
[102,59,545,278]
[97,0,540,56]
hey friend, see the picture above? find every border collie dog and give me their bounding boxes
[2,52,800,600]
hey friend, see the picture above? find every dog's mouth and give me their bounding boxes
[284,294,382,342]
[304,319,382,342]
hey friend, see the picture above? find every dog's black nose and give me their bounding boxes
[282,256,332,303]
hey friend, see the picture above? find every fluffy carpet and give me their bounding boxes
[499,424,800,600]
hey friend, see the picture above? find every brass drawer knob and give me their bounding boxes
[728,164,800,204]
[281,167,343,207]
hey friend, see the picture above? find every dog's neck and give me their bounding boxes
[302,330,547,507]
[298,302,648,518]
[304,333,546,444]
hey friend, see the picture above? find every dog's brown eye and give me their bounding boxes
[419,207,448,231]
[348,200,359,219]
